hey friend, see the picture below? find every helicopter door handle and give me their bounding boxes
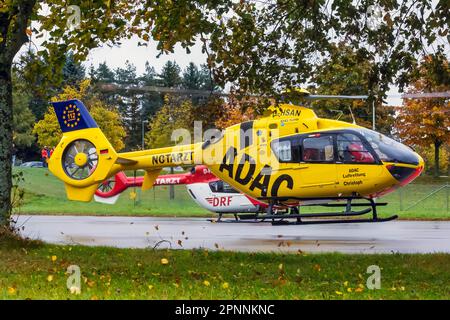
[272,166,308,174]
[272,165,309,173]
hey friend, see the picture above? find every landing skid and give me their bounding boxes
[210,197,398,225]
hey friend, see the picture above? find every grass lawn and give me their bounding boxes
[1,234,449,300]
[15,167,450,220]
[17,167,211,217]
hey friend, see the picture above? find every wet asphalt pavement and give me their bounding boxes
[15,215,450,254]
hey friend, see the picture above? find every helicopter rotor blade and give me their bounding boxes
[100,84,369,100]
[305,95,369,100]
[98,83,229,97]
[97,84,449,101]
[400,92,450,99]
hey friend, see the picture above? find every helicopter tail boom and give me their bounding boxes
[48,99,197,202]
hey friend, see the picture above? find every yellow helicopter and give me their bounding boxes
[47,89,424,225]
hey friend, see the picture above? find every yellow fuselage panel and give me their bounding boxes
[204,107,400,201]
[208,149,398,201]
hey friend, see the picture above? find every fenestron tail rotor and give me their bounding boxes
[94,176,119,205]
[62,139,99,180]
[97,176,116,194]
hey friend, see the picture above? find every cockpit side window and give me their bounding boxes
[209,181,239,193]
[209,180,222,192]
[222,182,239,193]
[336,133,375,164]
[276,140,292,161]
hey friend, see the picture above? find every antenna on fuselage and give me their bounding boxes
[348,106,356,124]
[330,109,344,121]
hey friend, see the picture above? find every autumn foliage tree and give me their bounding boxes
[214,96,258,129]
[310,45,395,135]
[395,55,450,177]
[145,95,195,149]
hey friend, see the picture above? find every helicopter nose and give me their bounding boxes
[386,152,424,186]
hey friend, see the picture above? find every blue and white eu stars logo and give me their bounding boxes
[63,104,81,128]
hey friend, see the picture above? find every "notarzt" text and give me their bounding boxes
[151,152,194,165]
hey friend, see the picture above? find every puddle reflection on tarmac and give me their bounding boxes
[15,215,450,254]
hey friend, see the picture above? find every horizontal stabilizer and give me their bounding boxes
[64,184,99,202]
[142,169,162,191]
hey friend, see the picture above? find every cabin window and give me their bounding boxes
[302,135,334,162]
[276,140,292,161]
[271,136,301,163]
[209,181,240,193]
[336,133,375,163]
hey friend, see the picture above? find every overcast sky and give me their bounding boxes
[84,36,206,75]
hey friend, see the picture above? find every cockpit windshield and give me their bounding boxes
[357,128,419,165]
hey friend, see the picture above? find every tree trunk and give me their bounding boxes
[0,62,13,225]
[434,141,441,178]
[0,0,38,226]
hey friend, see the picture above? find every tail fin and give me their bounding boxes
[48,99,119,202]
[52,99,99,132]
